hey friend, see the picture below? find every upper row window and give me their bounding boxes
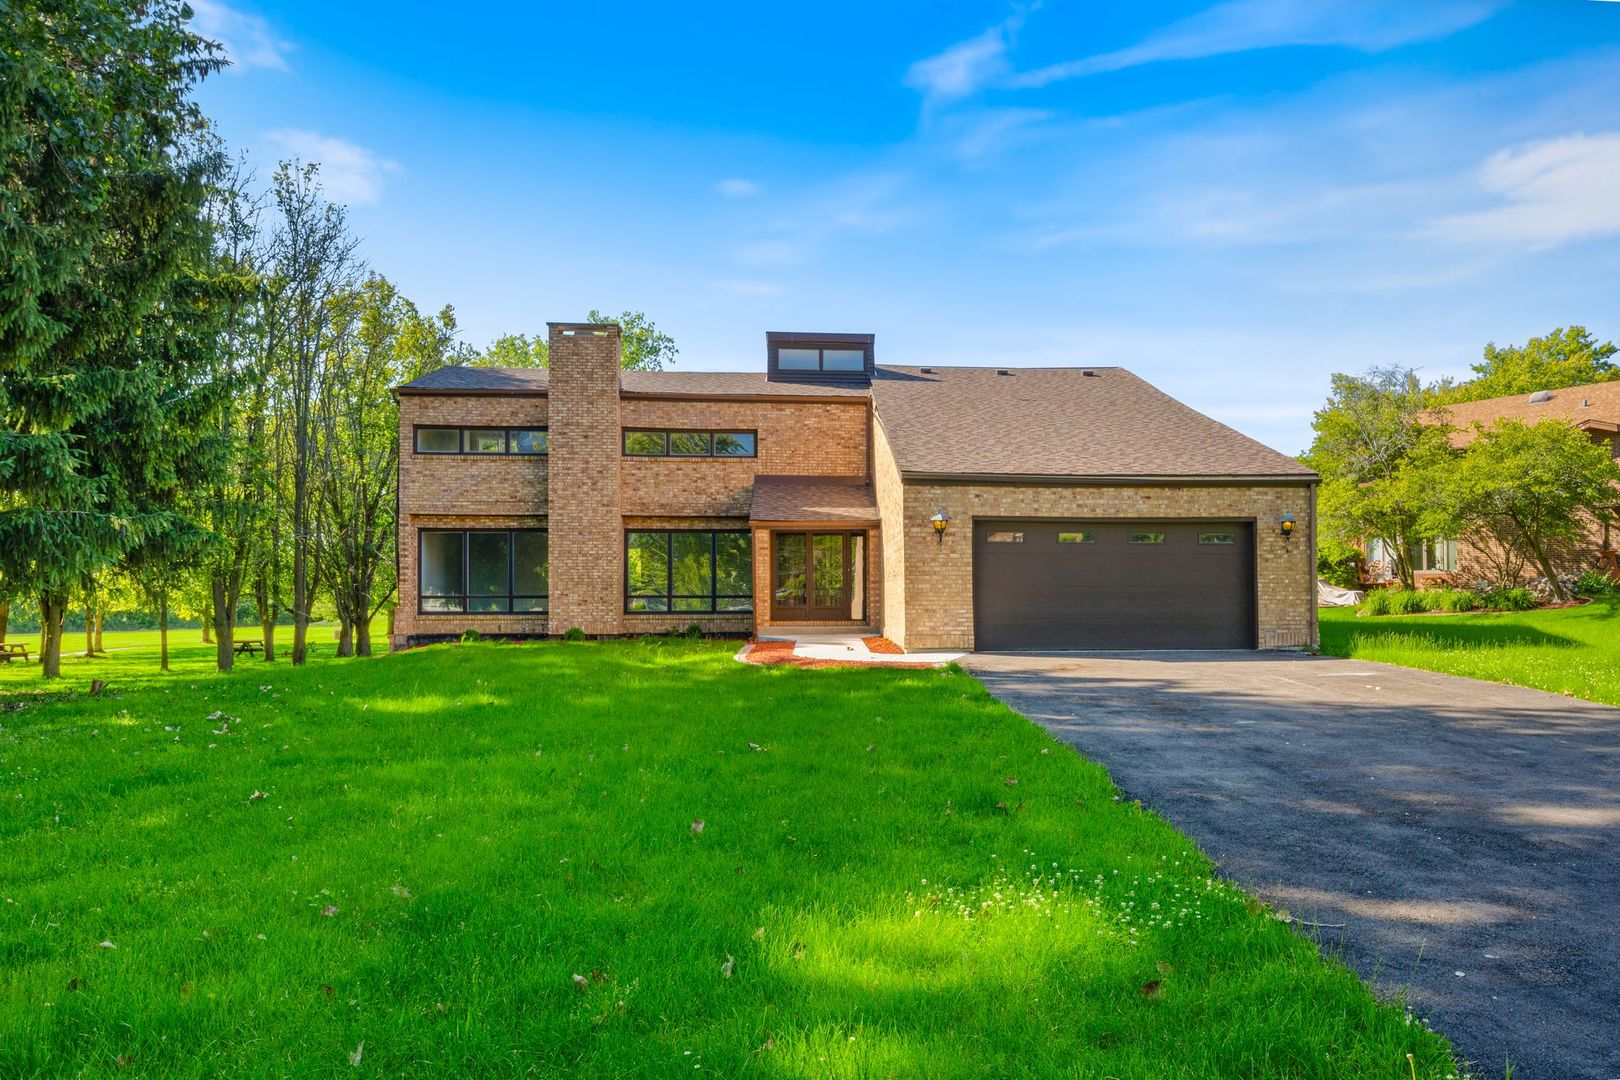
[416,426,547,455]
[623,430,757,457]
[777,347,866,372]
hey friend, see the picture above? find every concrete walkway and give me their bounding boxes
[966,651,1620,1080]
[753,630,965,665]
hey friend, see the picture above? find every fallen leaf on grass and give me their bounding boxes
[349,1041,364,1066]
[249,790,267,802]
[720,954,734,979]
[1004,777,1019,787]
[1140,980,1163,998]
[690,819,705,834]
[321,905,339,918]
[98,941,116,950]
[1156,961,1175,976]
[752,927,765,941]
[572,973,590,991]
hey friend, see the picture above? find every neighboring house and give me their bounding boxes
[391,323,1319,652]
[1364,379,1620,587]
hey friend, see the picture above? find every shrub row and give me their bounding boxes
[1360,586,1536,616]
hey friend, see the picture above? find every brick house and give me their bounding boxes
[391,323,1319,652]
[1363,379,1620,587]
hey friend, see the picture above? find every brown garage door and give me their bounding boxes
[972,520,1256,650]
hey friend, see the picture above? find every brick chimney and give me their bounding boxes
[546,322,623,635]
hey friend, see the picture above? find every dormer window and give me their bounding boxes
[767,332,874,385]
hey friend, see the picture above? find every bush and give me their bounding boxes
[1360,589,1394,616]
[1387,589,1431,615]
[1430,588,1480,613]
[1317,539,1363,590]
[459,629,482,643]
[684,623,704,640]
[1480,587,1536,611]
[562,627,587,642]
[1574,568,1618,598]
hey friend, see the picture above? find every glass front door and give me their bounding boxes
[772,531,858,622]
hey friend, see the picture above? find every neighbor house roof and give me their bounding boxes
[869,366,1316,481]
[1431,379,1620,447]
[749,475,879,524]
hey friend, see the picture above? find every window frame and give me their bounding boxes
[412,425,549,457]
[417,528,548,614]
[623,529,753,615]
[773,346,866,372]
[622,429,759,459]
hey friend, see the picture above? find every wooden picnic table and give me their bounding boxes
[233,639,264,656]
[0,642,29,663]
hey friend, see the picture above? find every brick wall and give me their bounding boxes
[546,323,625,635]
[889,480,1317,651]
[872,417,908,645]
[618,399,867,516]
[397,395,548,516]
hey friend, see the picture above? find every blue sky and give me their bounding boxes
[191,0,1620,454]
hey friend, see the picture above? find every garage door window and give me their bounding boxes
[1057,531,1095,544]
[1128,532,1166,544]
[1199,532,1236,545]
[986,531,1024,543]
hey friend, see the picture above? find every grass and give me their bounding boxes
[0,638,1457,1078]
[1320,598,1620,706]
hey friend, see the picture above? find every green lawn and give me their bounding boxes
[1320,598,1620,706]
[1,639,1456,1078]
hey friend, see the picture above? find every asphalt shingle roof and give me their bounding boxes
[869,366,1315,480]
[1432,380,1620,446]
[749,475,880,523]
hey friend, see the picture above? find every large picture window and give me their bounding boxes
[625,531,752,613]
[419,529,547,613]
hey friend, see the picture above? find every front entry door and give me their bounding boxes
[772,531,854,622]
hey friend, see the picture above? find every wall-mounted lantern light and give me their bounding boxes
[930,510,950,545]
[1280,511,1296,540]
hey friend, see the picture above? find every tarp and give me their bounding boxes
[1317,580,1365,607]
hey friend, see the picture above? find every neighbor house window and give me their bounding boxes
[1057,531,1094,544]
[777,346,866,372]
[623,429,758,458]
[1416,539,1458,573]
[414,427,547,456]
[418,529,547,613]
[625,531,752,613]
[1129,532,1166,545]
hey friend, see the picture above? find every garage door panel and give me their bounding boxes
[973,520,1255,650]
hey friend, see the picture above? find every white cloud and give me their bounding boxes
[188,0,292,73]
[263,130,400,205]
[714,178,763,198]
[1424,132,1620,249]
[904,19,1017,104]
[913,1,1501,97]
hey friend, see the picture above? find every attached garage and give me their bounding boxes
[972,520,1257,650]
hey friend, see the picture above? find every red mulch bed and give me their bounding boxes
[862,636,905,654]
[740,639,934,670]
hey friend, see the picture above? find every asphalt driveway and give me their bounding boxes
[966,651,1620,1080]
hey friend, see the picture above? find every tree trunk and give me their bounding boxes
[40,593,65,679]
[257,579,277,663]
[291,573,308,666]
[201,597,214,644]
[159,597,170,673]
[84,607,94,658]
[212,576,234,673]
[93,610,104,654]
[336,613,353,658]
[355,617,372,658]
[1523,535,1567,601]
[0,601,8,643]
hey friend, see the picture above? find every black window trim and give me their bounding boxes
[413,425,549,456]
[623,528,754,615]
[418,527,548,615]
[622,428,759,459]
